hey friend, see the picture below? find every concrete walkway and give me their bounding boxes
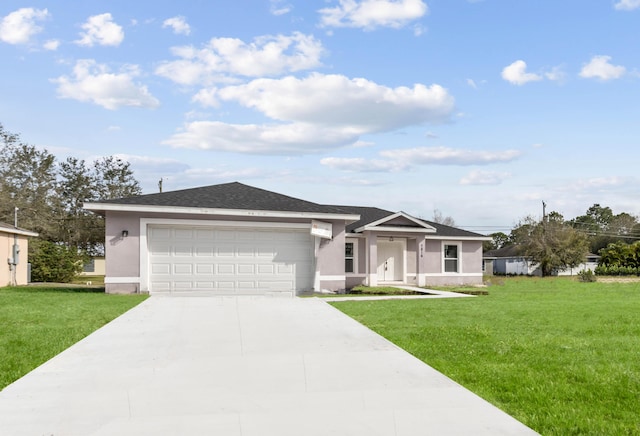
[0,296,538,435]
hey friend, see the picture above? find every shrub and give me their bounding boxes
[577,269,597,282]
[29,240,87,283]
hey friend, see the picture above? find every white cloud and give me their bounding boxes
[76,13,124,47]
[162,16,191,35]
[166,73,454,154]
[459,170,511,185]
[379,146,523,165]
[0,7,49,45]
[155,32,325,85]
[544,65,566,82]
[270,0,293,15]
[501,60,543,85]
[614,0,640,10]
[319,0,428,30]
[52,59,160,110]
[163,121,360,155]
[321,146,522,173]
[320,157,409,172]
[579,55,626,81]
[217,73,455,131]
[43,39,60,50]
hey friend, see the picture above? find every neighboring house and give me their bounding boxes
[84,182,490,296]
[483,245,600,276]
[80,256,106,276]
[0,222,38,286]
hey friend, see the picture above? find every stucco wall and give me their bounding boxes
[104,211,351,294]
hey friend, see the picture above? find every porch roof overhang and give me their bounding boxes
[353,211,437,234]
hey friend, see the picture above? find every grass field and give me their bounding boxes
[0,286,147,390]
[330,277,640,435]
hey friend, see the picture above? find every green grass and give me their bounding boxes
[0,286,147,390]
[330,277,640,435]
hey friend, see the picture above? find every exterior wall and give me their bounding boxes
[0,233,30,286]
[405,238,418,285]
[345,236,366,289]
[420,239,484,286]
[105,211,142,293]
[104,210,350,294]
[316,222,347,292]
[557,261,598,276]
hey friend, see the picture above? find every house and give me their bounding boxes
[84,182,490,296]
[483,245,600,276]
[80,256,106,277]
[0,222,38,286]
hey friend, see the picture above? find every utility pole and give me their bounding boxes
[158,178,163,193]
[542,201,547,223]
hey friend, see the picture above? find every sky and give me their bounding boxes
[1,0,639,234]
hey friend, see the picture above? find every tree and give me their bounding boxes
[93,156,142,200]
[0,124,58,239]
[432,209,456,227]
[57,157,100,253]
[29,239,86,283]
[0,123,144,281]
[483,232,509,251]
[515,214,590,276]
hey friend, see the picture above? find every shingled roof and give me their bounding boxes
[333,205,487,238]
[96,182,349,215]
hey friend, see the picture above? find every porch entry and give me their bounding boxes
[376,239,405,283]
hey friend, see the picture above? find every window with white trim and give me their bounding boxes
[444,244,459,273]
[345,241,355,273]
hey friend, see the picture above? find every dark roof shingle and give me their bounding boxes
[100,182,348,215]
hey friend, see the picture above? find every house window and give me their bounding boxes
[345,242,355,273]
[83,258,95,273]
[444,244,459,273]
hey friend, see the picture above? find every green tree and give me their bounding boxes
[483,232,509,251]
[516,215,590,277]
[0,124,58,239]
[29,239,87,283]
[93,156,142,200]
[57,157,100,253]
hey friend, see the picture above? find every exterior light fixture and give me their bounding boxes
[122,230,129,238]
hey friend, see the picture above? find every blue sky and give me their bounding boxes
[1,1,639,233]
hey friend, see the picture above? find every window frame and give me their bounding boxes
[345,240,358,274]
[443,242,461,274]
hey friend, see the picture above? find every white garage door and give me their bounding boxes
[147,225,315,295]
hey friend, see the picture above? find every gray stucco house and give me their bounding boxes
[84,182,490,296]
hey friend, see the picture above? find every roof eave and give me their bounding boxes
[424,235,493,241]
[84,202,360,222]
[0,228,39,237]
[354,225,437,234]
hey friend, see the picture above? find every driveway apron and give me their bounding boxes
[0,296,538,435]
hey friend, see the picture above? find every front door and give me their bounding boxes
[377,240,404,282]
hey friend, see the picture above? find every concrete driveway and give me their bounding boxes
[0,296,538,435]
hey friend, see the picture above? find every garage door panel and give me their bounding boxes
[237,264,255,274]
[196,264,214,274]
[151,263,171,274]
[148,225,314,295]
[216,264,234,274]
[195,246,214,256]
[173,264,193,274]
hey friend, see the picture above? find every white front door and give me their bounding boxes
[377,240,404,282]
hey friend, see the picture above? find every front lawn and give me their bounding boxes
[0,286,147,390]
[330,277,640,435]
